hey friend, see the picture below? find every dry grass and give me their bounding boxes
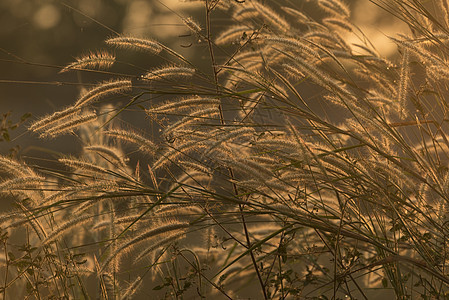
[1,0,449,298]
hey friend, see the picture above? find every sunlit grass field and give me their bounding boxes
[1,0,449,298]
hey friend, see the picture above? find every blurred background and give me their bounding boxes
[0,0,408,163]
[0,0,205,156]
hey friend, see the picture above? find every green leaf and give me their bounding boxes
[153,284,165,290]
[21,113,32,121]
[8,252,15,261]
[382,277,388,288]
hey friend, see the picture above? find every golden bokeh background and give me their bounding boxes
[0,0,409,155]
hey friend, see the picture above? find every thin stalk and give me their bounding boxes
[204,1,268,298]
[3,239,7,300]
[178,251,233,299]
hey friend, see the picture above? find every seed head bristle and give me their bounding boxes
[29,106,79,133]
[60,50,115,73]
[0,156,35,177]
[216,26,252,45]
[121,276,143,299]
[182,17,202,33]
[142,66,195,81]
[134,231,186,263]
[101,222,189,271]
[163,107,220,136]
[58,157,109,175]
[396,48,410,118]
[253,0,290,31]
[146,97,220,114]
[43,214,93,246]
[0,176,44,192]
[84,145,128,167]
[318,0,350,19]
[281,6,309,22]
[75,79,132,108]
[105,129,157,154]
[153,140,206,170]
[106,36,163,54]
[323,17,353,32]
[42,112,97,138]
[233,6,258,21]
[263,36,321,60]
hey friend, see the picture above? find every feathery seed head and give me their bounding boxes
[233,6,258,21]
[318,0,350,19]
[253,0,290,31]
[106,36,162,54]
[142,66,195,81]
[29,106,79,133]
[323,17,353,32]
[0,156,34,177]
[281,6,309,22]
[216,26,253,45]
[84,145,129,167]
[58,157,109,176]
[263,36,321,60]
[101,221,189,271]
[43,214,93,246]
[105,129,157,154]
[41,112,98,138]
[0,176,44,193]
[147,97,220,114]
[182,17,202,33]
[74,79,132,108]
[60,50,115,73]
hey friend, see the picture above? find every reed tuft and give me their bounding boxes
[5,0,449,298]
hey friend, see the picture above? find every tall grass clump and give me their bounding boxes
[2,0,449,298]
